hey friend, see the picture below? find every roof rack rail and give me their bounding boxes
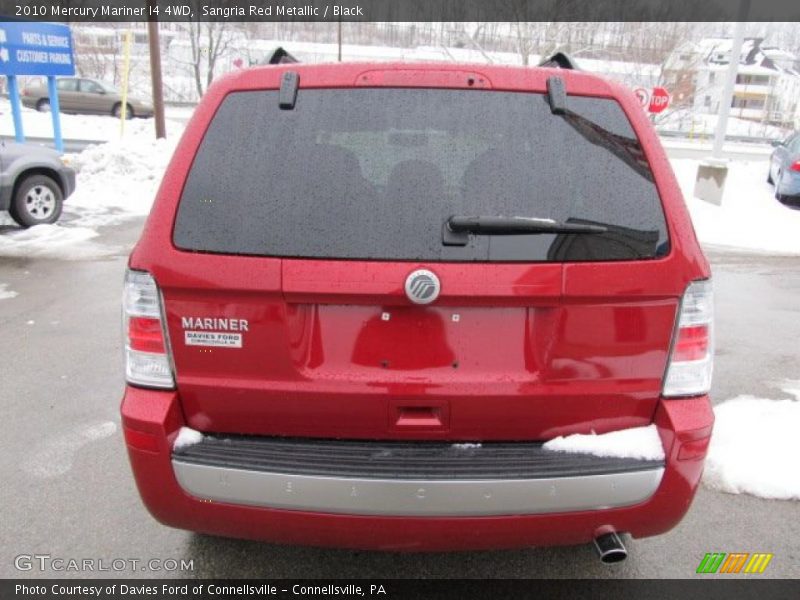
[538,52,580,70]
[266,47,299,65]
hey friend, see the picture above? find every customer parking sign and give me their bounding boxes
[0,21,74,151]
[0,21,75,77]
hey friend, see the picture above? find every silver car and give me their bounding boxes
[768,131,800,206]
[0,142,76,227]
[21,77,154,119]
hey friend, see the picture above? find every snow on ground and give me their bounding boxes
[671,158,800,255]
[543,424,665,461]
[0,283,18,300]
[65,134,179,227]
[0,98,190,142]
[0,224,120,260]
[704,382,800,501]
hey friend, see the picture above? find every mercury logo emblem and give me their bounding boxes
[405,269,441,305]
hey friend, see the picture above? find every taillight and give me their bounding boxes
[123,269,174,389]
[790,160,800,173]
[663,279,714,397]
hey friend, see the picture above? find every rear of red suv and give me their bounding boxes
[121,61,713,554]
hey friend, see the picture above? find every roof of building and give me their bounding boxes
[695,37,799,76]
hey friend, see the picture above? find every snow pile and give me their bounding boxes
[173,427,204,450]
[0,98,187,142]
[65,135,179,227]
[451,443,482,449]
[0,224,119,260]
[543,424,665,461]
[671,158,800,255]
[0,283,18,300]
[704,383,800,500]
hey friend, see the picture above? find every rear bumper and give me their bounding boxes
[121,387,713,551]
[172,438,665,517]
[59,167,76,199]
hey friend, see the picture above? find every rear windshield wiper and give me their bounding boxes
[443,215,607,246]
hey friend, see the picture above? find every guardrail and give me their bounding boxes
[656,130,779,146]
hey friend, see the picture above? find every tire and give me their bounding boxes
[767,170,773,185]
[112,103,134,120]
[36,99,51,112]
[9,175,63,228]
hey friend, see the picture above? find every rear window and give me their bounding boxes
[174,88,669,262]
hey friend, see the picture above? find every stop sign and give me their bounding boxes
[649,87,670,114]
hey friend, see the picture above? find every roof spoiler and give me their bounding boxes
[266,47,299,65]
[538,52,580,70]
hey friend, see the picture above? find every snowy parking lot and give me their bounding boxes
[1,109,799,577]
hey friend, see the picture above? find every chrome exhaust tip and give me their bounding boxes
[593,531,628,564]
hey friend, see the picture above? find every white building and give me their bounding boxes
[666,38,800,128]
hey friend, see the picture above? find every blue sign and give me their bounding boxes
[0,21,75,77]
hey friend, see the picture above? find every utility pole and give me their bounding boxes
[712,4,751,157]
[337,18,342,62]
[147,5,166,139]
[695,3,752,206]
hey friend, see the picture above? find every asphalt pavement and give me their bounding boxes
[1,217,798,579]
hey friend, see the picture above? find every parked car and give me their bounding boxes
[21,77,154,119]
[768,131,800,206]
[0,141,76,227]
[121,58,714,558]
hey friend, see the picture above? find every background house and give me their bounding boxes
[663,38,800,128]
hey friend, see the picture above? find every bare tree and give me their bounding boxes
[182,20,236,98]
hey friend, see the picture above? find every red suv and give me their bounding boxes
[121,57,714,558]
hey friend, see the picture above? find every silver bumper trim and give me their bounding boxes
[172,460,664,517]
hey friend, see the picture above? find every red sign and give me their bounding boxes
[648,87,670,114]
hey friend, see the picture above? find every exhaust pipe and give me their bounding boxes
[593,531,627,564]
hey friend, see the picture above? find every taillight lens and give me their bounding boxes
[790,160,800,173]
[663,279,714,397]
[123,269,174,389]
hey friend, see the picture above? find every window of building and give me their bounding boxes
[731,97,765,109]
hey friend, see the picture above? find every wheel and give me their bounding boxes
[36,99,51,112]
[112,103,134,119]
[9,175,63,228]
